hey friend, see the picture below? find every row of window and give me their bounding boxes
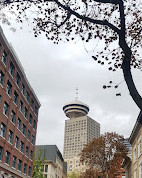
[0,122,35,153]
[0,66,38,116]
[0,146,31,176]
[3,99,37,130]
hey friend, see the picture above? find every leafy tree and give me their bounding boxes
[80,132,127,178]
[67,172,80,178]
[33,147,44,178]
[1,0,142,109]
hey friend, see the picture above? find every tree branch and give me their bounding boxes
[53,0,120,34]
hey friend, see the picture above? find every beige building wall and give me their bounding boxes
[131,126,142,178]
[63,115,100,160]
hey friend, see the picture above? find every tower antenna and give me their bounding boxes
[75,87,78,100]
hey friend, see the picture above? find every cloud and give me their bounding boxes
[1,24,141,153]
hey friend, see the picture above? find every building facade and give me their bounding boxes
[35,145,67,178]
[123,112,142,178]
[63,99,100,173]
[0,27,40,177]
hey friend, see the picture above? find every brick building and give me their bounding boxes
[0,27,40,177]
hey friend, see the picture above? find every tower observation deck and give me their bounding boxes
[63,100,89,118]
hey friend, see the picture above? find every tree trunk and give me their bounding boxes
[120,38,142,110]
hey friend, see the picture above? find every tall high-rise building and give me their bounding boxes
[63,97,100,173]
[0,27,40,177]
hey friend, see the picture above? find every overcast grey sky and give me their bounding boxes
[1,23,141,153]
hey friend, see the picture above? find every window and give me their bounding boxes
[16,72,21,87]
[26,91,30,103]
[134,169,137,178]
[0,70,4,86]
[30,150,33,160]
[9,62,15,77]
[139,163,142,178]
[23,163,27,174]
[31,135,35,145]
[15,136,19,149]
[2,50,7,65]
[0,146,3,161]
[138,139,142,157]
[21,83,25,95]
[22,124,26,136]
[12,156,17,168]
[10,110,16,124]
[18,159,22,171]
[19,100,23,112]
[3,101,9,117]
[31,99,34,110]
[133,148,137,163]
[0,43,1,53]
[8,130,13,144]
[28,166,31,176]
[27,130,31,141]
[24,107,28,118]
[33,120,36,130]
[6,81,12,96]
[13,91,18,105]
[35,105,38,115]
[29,114,33,125]
[0,123,6,138]
[25,146,29,157]
[5,151,10,165]
[20,141,24,153]
[45,165,48,172]
[17,118,21,130]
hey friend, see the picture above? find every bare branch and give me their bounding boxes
[53,0,120,34]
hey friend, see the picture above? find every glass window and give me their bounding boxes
[9,62,15,77]
[33,120,36,130]
[27,130,31,141]
[12,156,17,168]
[28,166,31,176]
[10,110,16,124]
[45,165,48,172]
[30,150,33,160]
[0,146,3,161]
[29,114,33,125]
[20,141,24,153]
[5,151,10,165]
[24,107,28,118]
[23,163,27,174]
[17,118,21,130]
[21,83,25,95]
[18,159,22,171]
[22,124,26,136]
[0,70,4,86]
[19,100,23,112]
[15,136,19,149]
[35,105,38,115]
[6,80,12,96]
[25,146,29,157]
[31,135,35,145]
[3,101,9,117]
[8,130,13,144]
[13,91,18,105]
[138,139,142,157]
[26,91,30,103]
[31,99,34,110]
[2,50,7,65]
[0,123,6,138]
[16,72,21,87]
